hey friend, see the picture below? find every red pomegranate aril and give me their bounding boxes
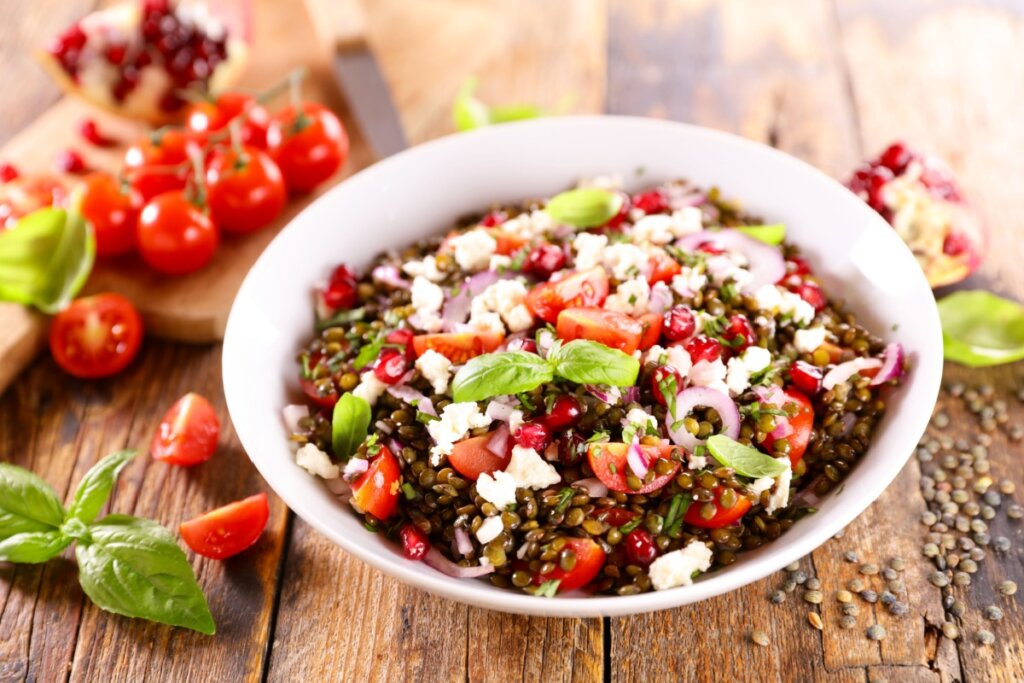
[54,149,86,174]
[525,243,567,279]
[78,119,111,147]
[386,328,415,358]
[685,335,722,364]
[785,257,812,277]
[0,163,18,183]
[866,166,894,211]
[104,42,128,66]
[514,421,551,451]
[650,366,683,406]
[942,231,971,256]
[373,349,408,385]
[558,432,586,466]
[480,211,507,227]
[400,525,430,560]
[545,395,583,430]
[879,141,912,174]
[632,189,669,215]
[663,306,697,342]
[624,528,658,566]
[603,192,631,230]
[723,314,755,352]
[322,265,359,310]
[790,361,823,395]
[796,281,826,312]
[697,240,725,255]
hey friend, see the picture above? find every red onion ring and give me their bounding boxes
[387,386,436,416]
[666,386,741,450]
[342,459,368,482]
[626,439,649,478]
[372,265,410,290]
[454,527,473,556]
[571,477,609,498]
[485,423,511,457]
[536,329,556,358]
[374,420,394,435]
[282,404,309,433]
[675,229,786,292]
[423,548,495,578]
[753,386,793,440]
[649,282,674,313]
[822,357,883,391]
[870,343,905,386]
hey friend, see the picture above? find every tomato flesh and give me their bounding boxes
[80,172,142,257]
[525,267,609,324]
[49,293,143,379]
[587,443,681,494]
[637,312,663,350]
[180,493,270,560]
[535,538,605,592]
[448,431,511,481]
[206,145,287,234]
[648,250,682,285]
[761,388,814,465]
[351,446,401,521]
[151,392,221,466]
[412,332,504,363]
[684,486,752,528]
[556,307,643,354]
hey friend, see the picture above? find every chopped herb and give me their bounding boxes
[628,294,638,305]
[619,516,643,533]
[363,522,378,533]
[508,247,528,271]
[535,579,561,598]
[300,353,312,379]
[416,411,440,424]
[891,323,899,331]
[554,487,575,515]
[315,307,366,332]
[662,493,693,538]
[353,333,385,370]
[517,392,536,411]
[401,483,418,500]
[720,282,738,302]
[702,315,727,337]
[587,431,610,443]
[657,371,679,418]
[363,433,381,456]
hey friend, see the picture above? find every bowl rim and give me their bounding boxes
[223,115,943,617]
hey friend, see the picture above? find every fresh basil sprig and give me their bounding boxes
[332,393,372,458]
[544,188,624,229]
[938,290,1024,367]
[706,434,789,478]
[736,223,785,245]
[451,340,639,403]
[0,450,215,634]
[452,77,545,132]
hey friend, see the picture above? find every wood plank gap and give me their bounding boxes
[258,510,294,683]
[827,0,866,153]
[602,617,611,683]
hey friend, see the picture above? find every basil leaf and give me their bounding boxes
[544,188,624,229]
[452,77,544,131]
[332,393,371,459]
[737,223,785,245]
[548,340,640,386]
[67,449,137,524]
[315,306,366,332]
[0,197,95,314]
[0,530,71,564]
[451,351,554,403]
[353,333,385,370]
[76,515,215,635]
[490,103,545,125]
[706,434,789,478]
[0,463,66,540]
[938,290,1024,367]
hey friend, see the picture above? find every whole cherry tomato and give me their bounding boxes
[206,145,286,234]
[186,93,271,149]
[79,172,142,256]
[136,191,219,275]
[123,129,200,202]
[266,102,349,193]
[49,293,143,379]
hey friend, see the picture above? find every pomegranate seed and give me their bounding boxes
[685,336,721,364]
[78,119,111,147]
[866,166,894,211]
[558,432,586,466]
[0,163,18,183]
[480,211,507,227]
[847,165,872,196]
[514,421,551,451]
[525,243,567,279]
[386,328,416,359]
[400,525,430,560]
[104,42,128,66]
[796,282,827,313]
[663,306,697,342]
[879,141,912,174]
[785,257,812,277]
[545,395,583,430]
[722,314,756,352]
[602,192,631,230]
[322,264,359,310]
[650,366,683,406]
[631,189,669,215]
[624,528,658,566]
[373,349,408,385]
[789,361,823,395]
[942,231,972,256]
[54,149,86,174]
[919,165,960,201]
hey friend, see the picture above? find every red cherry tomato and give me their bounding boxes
[648,250,682,285]
[525,267,610,324]
[587,442,681,494]
[48,293,143,379]
[448,431,512,481]
[491,230,528,256]
[684,486,752,528]
[0,173,67,229]
[534,538,605,592]
[411,332,504,364]
[637,312,663,350]
[186,92,271,148]
[123,129,200,201]
[556,307,643,354]
[179,493,270,560]
[79,172,142,256]
[400,524,430,560]
[351,446,402,520]
[761,388,814,465]
[267,102,349,193]
[137,191,219,275]
[206,145,286,234]
[151,392,221,466]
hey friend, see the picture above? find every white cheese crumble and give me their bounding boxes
[779,290,816,326]
[604,277,650,316]
[794,326,828,353]
[645,344,668,365]
[766,459,793,514]
[450,229,497,271]
[501,209,557,241]
[687,455,708,471]
[505,445,561,489]
[352,371,388,406]
[671,267,708,297]
[295,443,340,479]
[649,540,714,590]
[748,476,775,496]
[603,243,650,280]
[705,253,752,289]
[411,276,444,313]
[623,407,658,442]
[476,470,517,510]
[465,311,506,336]
[403,255,445,282]
[426,402,491,466]
[489,254,512,271]
[630,207,703,244]
[475,515,504,544]
[666,345,693,376]
[415,349,452,394]
[725,346,771,396]
[573,232,608,271]
[472,280,534,333]
[688,358,728,395]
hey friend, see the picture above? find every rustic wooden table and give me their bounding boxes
[2,1,1023,681]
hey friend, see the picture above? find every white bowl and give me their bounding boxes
[222,116,942,617]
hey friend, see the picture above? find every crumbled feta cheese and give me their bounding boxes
[794,326,828,353]
[748,476,775,496]
[649,540,714,590]
[295,443,340,479]
[671,206,704,235]
[504,304,534,333]
[573,232,608,271]
[465,311,505,336]
[427,402,492,465]
[410,310,444,333]
[766,459,793,514]
[472,280,534,332]
[403,255,445,282]
[476,470,517,510]
[505,445,561,489]
[604,278,650,315]
[741,346,772,373]
[603,243,650,280]
[632,214,678,245]
[645,344,668,365]
[671,267,708,297]
[623,407,658,442]
[500,209,557,241]
[475,515,504,544]
[352,371,387,406]
[725,346,773,396]
[666,345,693,376]
[706,253,752,289]
[688,358,727,390]
[687,455,708,471]
[415,349,452,394]
[489,254,512,271]
[450,229,497,271]
[752,284,784,311]
[411,276,444,313]
[779,290,816,326]
[508,409,525,433]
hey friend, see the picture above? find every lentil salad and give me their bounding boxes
[285,177,906,596]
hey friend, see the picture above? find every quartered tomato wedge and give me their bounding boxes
[151,392,221,466]
[534,538,605,592]
[525,267,609,324]
[49,293,143,379]
[555,307,643,354]
[684,486,752,528]
[412,332,504,363]
[637,313,663,350]
[761,388,814,465]
[648,250,682,285]
[491,230,527,256]
[587,443,681,494]
[448,431,512,481]
[180,493,270,560]
[351,446,401,520]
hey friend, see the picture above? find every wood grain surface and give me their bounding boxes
[2,0,1023,682]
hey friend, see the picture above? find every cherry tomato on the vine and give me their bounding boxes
[79,172,142,256]
[186,92,270,149]
[267,102,349,193]
[123,129,200,202]
[206,145,286,234]
[136,191,219,275]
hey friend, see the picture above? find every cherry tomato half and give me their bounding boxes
[151,392,221,466]
[648,250,682,285]
[137,191,219,275]
[448,431,512,481]
[179,493,270,560]
[186,92,270,149]
[79,172,142,256]
[587,442,681,494]
[206,145,286,234]
[123,129,200,202]
[0,173,67,230]
[49,293,143,379]
[351,446,401,520]
[525,267,610,324]
[761,387,814,465]
[267,102,349,193]
[684,486,753,528]
[534,538,605,592]
[411,332,504,364]
[556,307,643,354]
[637,312,663,350]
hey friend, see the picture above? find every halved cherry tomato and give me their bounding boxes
[124,129,200,202]
[762,388,814,465]
[448,431,512,481]
[151,392,221,466]
[587,443,681,494]
[684,486,752,528]
[186,92,270,149]
[49,293,143,379]
[267,102,349,193]
[648,250,682,285]
[179,493,269,560]
[525,267,609,324]
[79,172,142,256]
[819,341,845,364]
[412,332,504,363]
[0,173,67,230]
[351,446,401,520]
[637,313,663,350]
[491,230,527,256]
[206,144,286,234]
[556,307,643,354]
[136,191,219,275]
[534,538,605,592]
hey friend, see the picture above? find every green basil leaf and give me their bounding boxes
[544,188,624,229]
[452,77,545,132]
[315,306,366,332]
[0,530,71,564]
[332,393,371,459]
[67,449,138,524]
[938,290,1024,367]
[706,434,789,478]
[353,333,385,370]
[0,463,66,540]
[76,515,215,635]
[489,103,545,124]
[547,340,639,386]
[737,223,785,245]
[0,196,95,314]
[451,351,554,403]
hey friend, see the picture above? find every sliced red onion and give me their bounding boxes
[441,294,472,331]
[790,474,827,508]
[536,329,556,358]
[282,404,309,433]
[454,527,473,556]
[375,420,394,435]
[649,282,673,313]
[870,343,905,386]
[667,386,741,450]
[387,385,430,410]
[372,265,410,290]
[423,547,495,578]
[385,438,406,457]
[342,458,368,482]
[840,412,857,436]
[584,384,622,405]
[485,400,516,423]
[822,357,883,391]
[667,190,706,209]
[622,386,641,405]
[626,439,649,478]
[752,385,793,440]
[485,423,511,457]
[571,477,609,498]
[676,229,786,292]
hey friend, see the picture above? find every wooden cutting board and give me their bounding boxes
[0,0,374,392]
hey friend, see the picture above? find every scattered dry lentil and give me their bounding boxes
[861,590,878,603]
[847,578,865,592]
[866,624,887,641]
[841,602,860,616]
[770,590,786,604]
[997,580,1017,596]
[929,571,950,588]
[803,590,823,605]
[840,615,857,629]
[983,605,1004,621]
[975,629,995,646]
[836,590,853,603]
[843,550,859,563]
[808,612,823,630]
[859,562,879,575]
[751,629,770,646]
[942,622,960,640]
[805,577,821,591]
